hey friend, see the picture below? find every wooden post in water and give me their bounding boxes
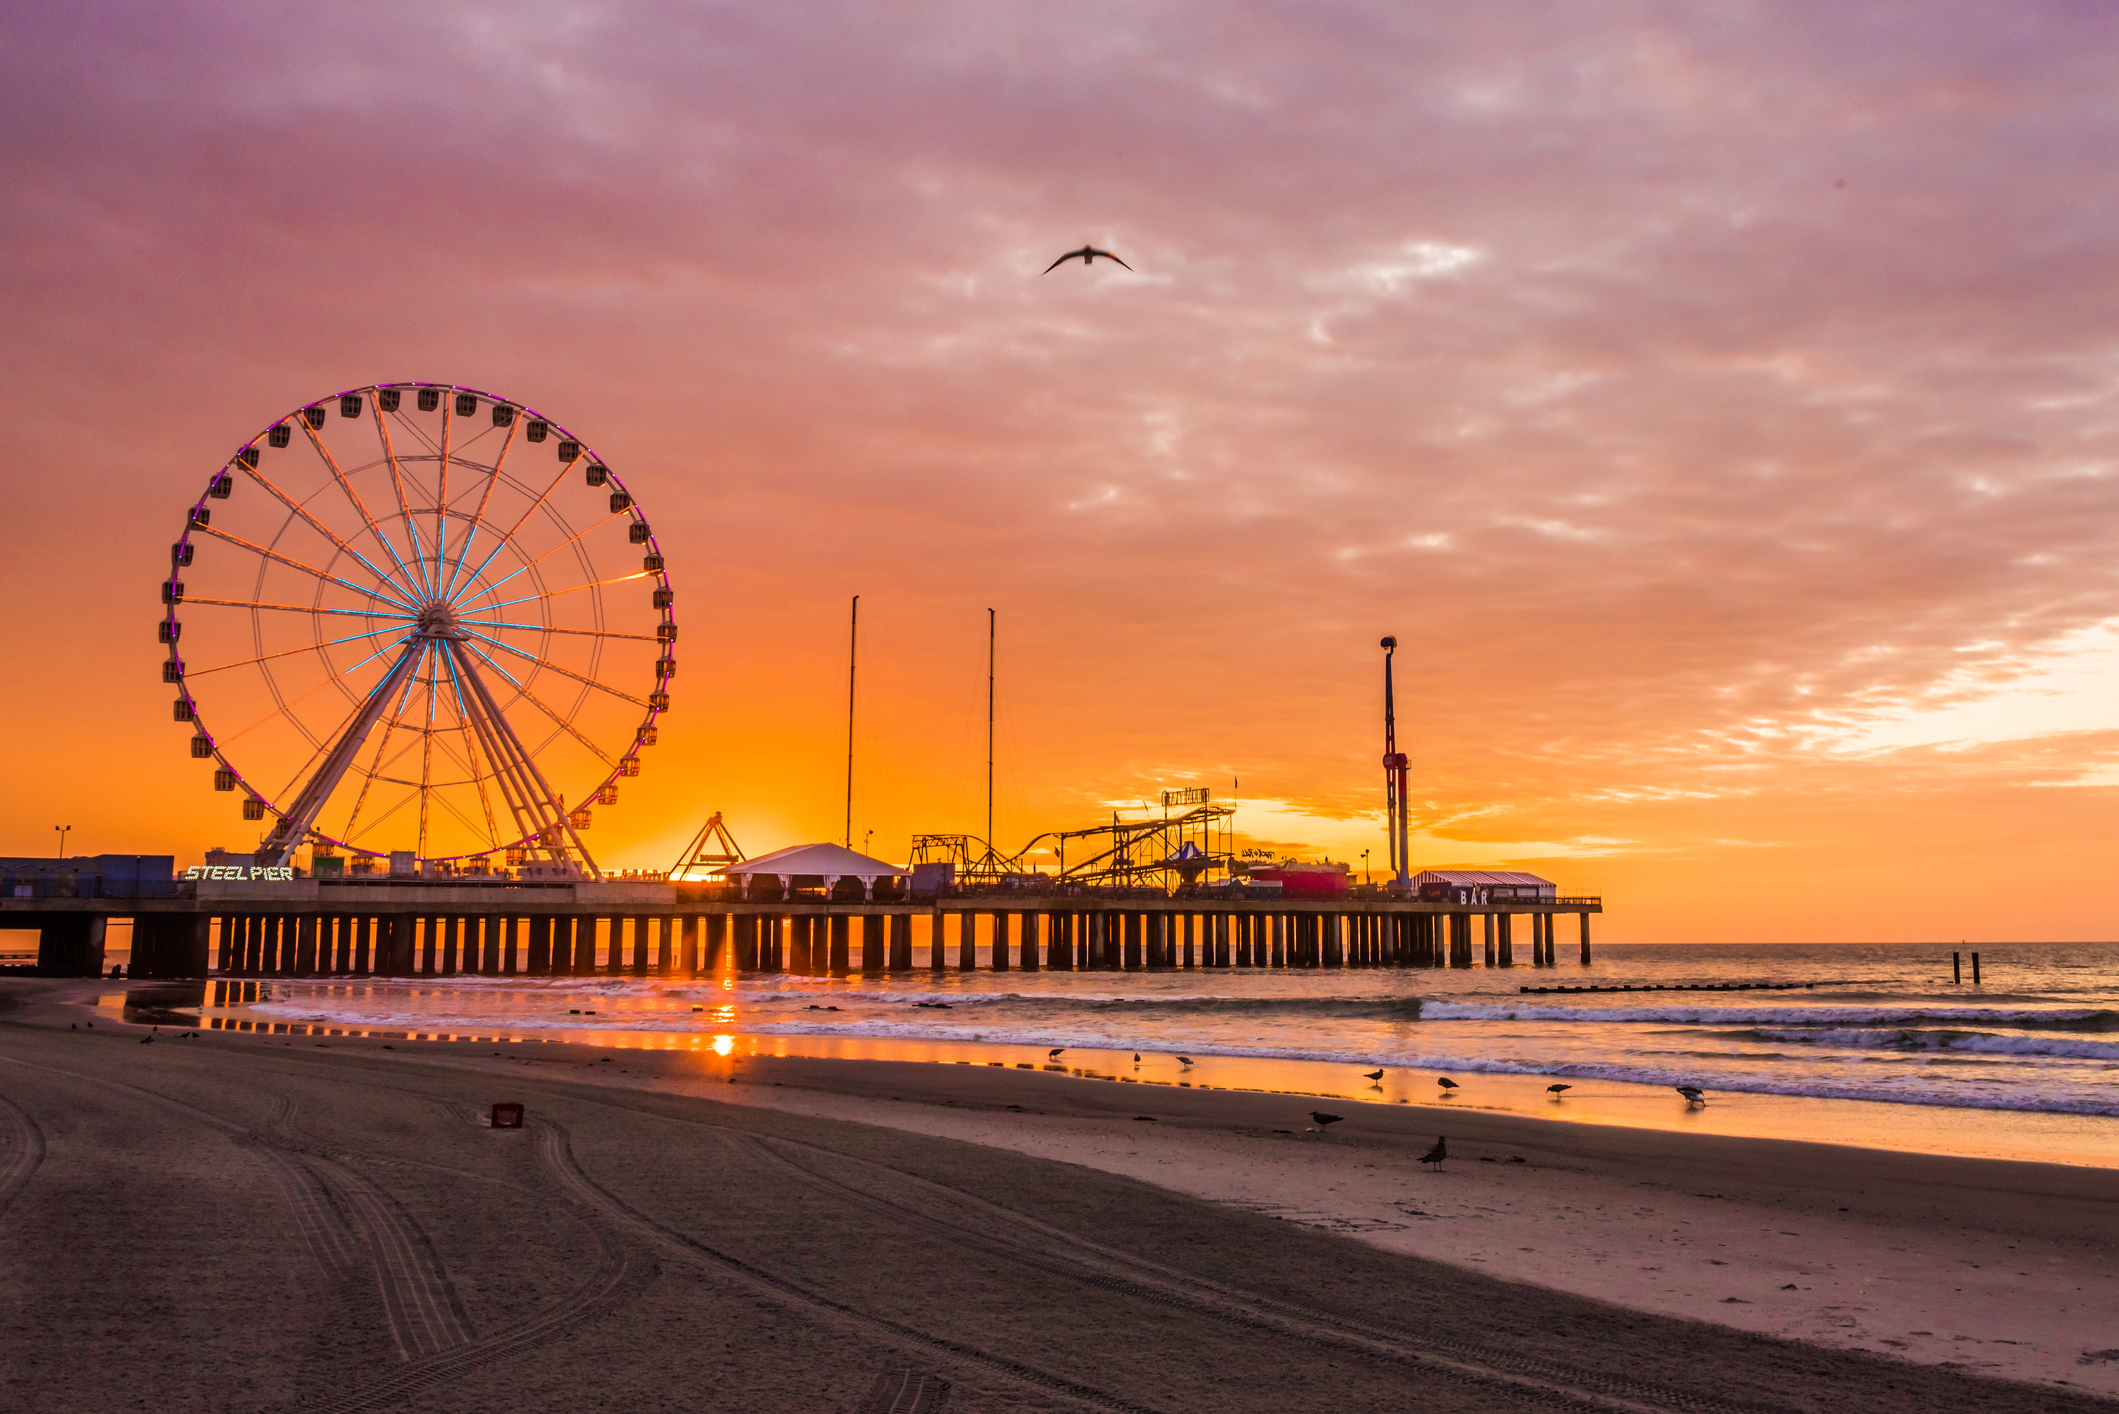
[958,910,977,971]
[1972,951,1981,985]
[1578,912,1591,965]
[991,912,1011,972]
[1483,912,1495,967]
[829,914,851,976]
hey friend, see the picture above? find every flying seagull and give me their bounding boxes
[1676,1085,1707,1105]
[1310,1111,1344,1130]
[1437,1077,1459,1090]
[1043,245,1133,274]
[1547,1083,1572,1095]
[1363,1069,1385,1081]
[1419,1136,1448,1168]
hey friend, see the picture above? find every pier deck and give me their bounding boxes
[3,883,1601,978]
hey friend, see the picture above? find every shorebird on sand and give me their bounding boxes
[1177,1056,1194,1066]
[1048,1047,1065,1059]
[1310,1111,1344,1131]
[1437,1077,1460,1091]
[1363,1068,1385,1081]
[1547,1083,1572,1095]
[1419,1136,1448,1168]
[1043,244,1133,273]
[1676,1085,1707,1105]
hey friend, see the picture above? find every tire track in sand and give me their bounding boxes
[533,1117,1167,1414]
[256,1092,473,1359]
[741,1132,1783,1414]
[0,1091,46,1220]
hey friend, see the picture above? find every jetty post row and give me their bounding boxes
[7,877,1599,980]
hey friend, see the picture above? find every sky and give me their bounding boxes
[2,2,2116,943]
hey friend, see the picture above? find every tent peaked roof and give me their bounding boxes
[725,842,906,878]
[1412,869,1552,887]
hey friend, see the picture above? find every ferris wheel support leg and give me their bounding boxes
[256,639,427,868]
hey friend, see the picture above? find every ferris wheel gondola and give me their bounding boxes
[159,383,672,875]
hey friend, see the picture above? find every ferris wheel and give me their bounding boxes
[160,383,673,875]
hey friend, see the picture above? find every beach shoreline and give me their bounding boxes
[6,978,2116,1408]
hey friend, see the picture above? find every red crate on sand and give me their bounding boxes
[491,1102,525,1128]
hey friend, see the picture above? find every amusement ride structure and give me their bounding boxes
[161,383,672,875]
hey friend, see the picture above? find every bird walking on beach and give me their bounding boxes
[1437,1077,1459,1091]
[1676,1085,1707,1105]
[1419,1136,1448,1168]
[1547,1083,1572,1096]
[1048,1048,1065,1058]
[1310,1111,1344,1131]
[1134,1053,1142,1063]
[1043,244,1133,273]
[1177,1056,1194,1066]
[1363,1069,1385,1081]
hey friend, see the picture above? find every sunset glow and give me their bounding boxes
[4,4,2115,942]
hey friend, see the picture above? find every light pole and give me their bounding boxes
[53,824,71,859]
[1362,848,1370,886]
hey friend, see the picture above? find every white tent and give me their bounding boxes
[722,842,908,900]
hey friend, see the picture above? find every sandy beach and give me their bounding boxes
[3,978,2113,1413]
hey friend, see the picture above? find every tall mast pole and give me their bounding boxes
[986,607,996,867]
[844,595,858,849]
[1382,635,1408,887]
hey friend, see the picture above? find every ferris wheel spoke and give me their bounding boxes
[187,625,415,679]
[437,418,520,605]
[431,398,463,604]
[301,409,426,601]
[191,525,421,613]
[183,596,418,621]
[413,637,447,857]
[456,510,629,611]
[474,571,656,614]
[454,642,620,767]
[375,402,440,602]
[459,630,651,708]
[238,461,423,608]
[448,447,593,601]
[456,618,661,643]
[215,633,425,759]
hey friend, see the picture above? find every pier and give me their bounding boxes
[3,881,1600,979]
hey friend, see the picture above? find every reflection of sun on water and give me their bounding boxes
[712,1034,734,1056]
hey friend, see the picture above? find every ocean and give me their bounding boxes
[195,940,2119,1164]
